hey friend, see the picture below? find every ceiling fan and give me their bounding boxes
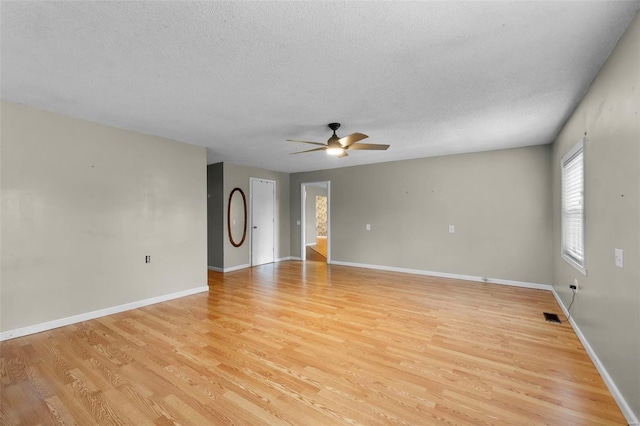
[287,123,389,158]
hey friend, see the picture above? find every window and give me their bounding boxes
[561,138,586,274]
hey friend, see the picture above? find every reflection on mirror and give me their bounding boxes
[228,188,247,247]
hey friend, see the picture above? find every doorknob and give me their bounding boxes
[253,226,258,229]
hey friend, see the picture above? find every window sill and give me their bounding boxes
[562,253,587,276]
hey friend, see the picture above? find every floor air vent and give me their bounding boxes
[543,312,561,324]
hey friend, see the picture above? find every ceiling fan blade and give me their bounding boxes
[290,147,327,155]
[338,132,368,147]
[348,143,390,151]
[286,139,326,146]
[337,150,349,158]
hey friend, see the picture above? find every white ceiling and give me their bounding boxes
[2,2,638,173]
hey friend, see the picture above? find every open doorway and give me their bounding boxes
[301,181,330,263]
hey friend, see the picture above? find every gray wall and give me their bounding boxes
[207,163,224,268]
[291,145,552,284]
[551,14,639,417]
[223,163,290,268]
[1,101,208,333]
[305,185,328,245]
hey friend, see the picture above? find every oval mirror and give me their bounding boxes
[228,188,247,247]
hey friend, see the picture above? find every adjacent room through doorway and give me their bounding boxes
[301,181,330,263]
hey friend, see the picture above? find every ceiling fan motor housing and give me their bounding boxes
[328,135,342,148]
[327,123,342,147]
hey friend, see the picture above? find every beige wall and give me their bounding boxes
[1,101,208,333]
[551,14,640,418]
[223,163,290,268]
[291,145,552,284]
[207,163,224,268]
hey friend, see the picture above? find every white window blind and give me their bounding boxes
[561,139,585,272]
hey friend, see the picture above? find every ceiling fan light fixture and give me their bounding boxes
[326,147,345,156]
[287,122,389,158]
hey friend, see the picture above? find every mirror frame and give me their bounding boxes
[227,187,247,247]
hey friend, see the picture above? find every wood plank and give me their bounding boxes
[0,261,627,424]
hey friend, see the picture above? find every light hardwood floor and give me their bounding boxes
[313,236,327,257]
[306,236,327,262]
[305,245,327,263]
[0,262,626,425]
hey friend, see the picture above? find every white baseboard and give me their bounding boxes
[0,286,209,342]
[330,260,553,291]
[222,263,251,272]
[210,259,293,274]
[208,264,250,273]
[551,288,638,426]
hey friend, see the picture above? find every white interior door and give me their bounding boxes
[251,178,275,266]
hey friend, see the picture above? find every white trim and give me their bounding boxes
[326,181,331,263]
[0,286,209,342]
[561,252,588,276]
[301,183,306,261]
[300,181,331,264]
[562,136,585,166]
[551,287,638,426]
[560,137,587,276]
[330,261,552,290]
[223,263,251,272]
[211,260,291,273]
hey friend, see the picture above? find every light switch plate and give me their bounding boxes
[615,248,623,268]
[366,224,371,231]
[296,220,301,226]
[448,225,455,233]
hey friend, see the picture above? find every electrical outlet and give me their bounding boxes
[145,255,151,264]
[570,278,578,291]
[615,248,623,268]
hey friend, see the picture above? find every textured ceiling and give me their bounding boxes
[2,1,639,173]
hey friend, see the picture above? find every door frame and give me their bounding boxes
[249,177,276,266]
[300,181,331,263]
